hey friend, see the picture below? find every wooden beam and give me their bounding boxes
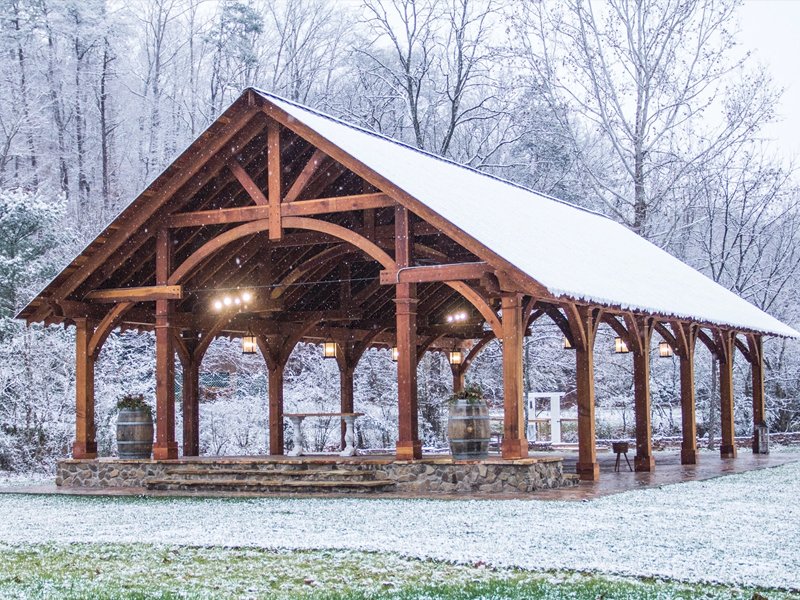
[267,120,282,240]
[166,193,393,228]
[153,228,178,460]
[566,304,602,481]
[84,286,183,303]
[284,148,329,203]
[715,329,737,459]
[379,262,491,285]
[72,318,97,459]
[394,205,421,460]
[670,321,698,465]
[229,160,268,206]
[282,193,393,217]
[27,107,263,324]
[501,293,528,459]
[748,333,767,454]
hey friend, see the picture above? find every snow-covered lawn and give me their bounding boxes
[0,462,798,592]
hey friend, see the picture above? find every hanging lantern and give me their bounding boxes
[563,336,574,350]
[449,350,463,365]
[241,330,257,355]
[614,337,629,354]
[321,341,338,359]
[659,341,674,358]
[391,347,399,361]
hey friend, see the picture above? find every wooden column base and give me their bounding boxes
[72,441,97,460]
[681,447,698,465]
[396,440,422,460]
[634,454,655,472]
[501,438,528,459]
[153,442,179,460]
[720,445,737,459]
[576,461,600,481]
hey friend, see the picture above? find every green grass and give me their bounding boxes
[0,542,791,599]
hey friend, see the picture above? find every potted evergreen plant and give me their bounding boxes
[447,384,491,460]
[115,394,154,459]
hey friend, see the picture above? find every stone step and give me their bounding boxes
[162,467,377,480]
[144,477,396,494]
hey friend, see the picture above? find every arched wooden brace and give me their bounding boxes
[540,304,576,348]
[712,328,737,458]
[88,302,135,360]
[255,319,320,455]
[736,333,768,454]
[665,321,700,464]
[445,281,502,338]
[334,328,384,447]
[168,216,396,286]
[563,303,603,481]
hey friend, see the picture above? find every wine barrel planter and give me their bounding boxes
[447,398,491,460]
[116,408,154,459]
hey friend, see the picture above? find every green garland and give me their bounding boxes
[115,394,152,417]
[448,384,484,404]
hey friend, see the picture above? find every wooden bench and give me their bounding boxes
[284,412,365,457]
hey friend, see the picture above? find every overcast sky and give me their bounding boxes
[739,0,800,159]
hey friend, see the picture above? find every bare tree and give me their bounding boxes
[515,0,779,238]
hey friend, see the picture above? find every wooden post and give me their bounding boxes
[679,352,698,465]
[182,359,200,457]
[571,306,600,481]
[501,293,527,459]
[718,330,737,458]
[268,363,285,455]
[632,349,655,471]
[153,228,178,460]
[631,317,655,472]
[748,334,767,453]
[395,206,421,460]
[267,120,282,240]
[72,318,97,459]
[451,366,465,394]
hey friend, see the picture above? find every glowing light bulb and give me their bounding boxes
[223,296,232,306]
[241,291,252,302]
[213,300,223,311]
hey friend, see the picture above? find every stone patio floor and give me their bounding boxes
[1,449,797,501]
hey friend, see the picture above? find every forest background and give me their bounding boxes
[2,0,799,470]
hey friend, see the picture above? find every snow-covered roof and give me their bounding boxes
[255,89,798,338]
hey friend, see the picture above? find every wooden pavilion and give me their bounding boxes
[18,88,798,484]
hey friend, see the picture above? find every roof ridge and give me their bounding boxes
[250,87,614,223]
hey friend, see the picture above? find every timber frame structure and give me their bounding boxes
[18,89,794,481]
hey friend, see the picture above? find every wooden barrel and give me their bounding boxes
[447,398,491,460]
[116,408,154,459]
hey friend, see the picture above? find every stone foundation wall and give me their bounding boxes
[56,456,575,494]
[57,460,168,488]
[381,459,570,493]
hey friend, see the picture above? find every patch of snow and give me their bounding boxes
[0,462,798,590]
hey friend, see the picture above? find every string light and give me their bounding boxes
[212,290,253,312]
[446,311,469,324]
